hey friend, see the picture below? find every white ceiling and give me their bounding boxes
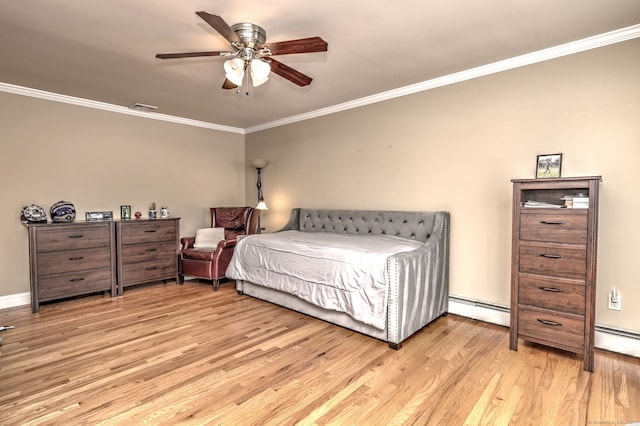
[1,1,639,130]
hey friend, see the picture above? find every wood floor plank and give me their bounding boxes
[1,281,639,425]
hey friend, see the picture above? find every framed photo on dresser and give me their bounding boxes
[120,205,131,220]
[536,153,562,178]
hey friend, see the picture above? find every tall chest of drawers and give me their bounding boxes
[115,218,180,295]
[510,176,601,371]
[27,221,117,313]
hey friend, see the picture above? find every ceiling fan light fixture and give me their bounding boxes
[224,58,245,86]
[251,59,270,87]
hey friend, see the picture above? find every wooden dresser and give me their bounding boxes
[27,221,117,313]
[115,218,180,295]
[510,176,601,372]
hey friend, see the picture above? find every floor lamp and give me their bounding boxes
[250,159,269,233]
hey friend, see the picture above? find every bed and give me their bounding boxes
[226,208,450,349]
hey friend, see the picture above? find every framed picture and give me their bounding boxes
[85,211,113,221]
[536,153,562,178]
[120,205,131,220]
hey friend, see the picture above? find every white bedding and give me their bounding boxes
[226,230,423,329]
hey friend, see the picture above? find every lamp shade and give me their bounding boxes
[224,58,245,86]
[250,159,269,169]
[251,59,270,87]
[256,200,268,210]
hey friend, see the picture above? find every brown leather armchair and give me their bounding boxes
[179,207,259,290]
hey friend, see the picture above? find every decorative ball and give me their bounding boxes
[134,211,142,219]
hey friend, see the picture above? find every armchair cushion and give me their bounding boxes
[193,227,225,249]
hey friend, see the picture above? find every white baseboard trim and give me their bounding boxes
[449,296,640,358]
[0,292,30,310]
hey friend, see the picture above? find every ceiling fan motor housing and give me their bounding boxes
[231,23,266,48]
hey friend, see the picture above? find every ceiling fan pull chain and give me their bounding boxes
[244,62,251,96]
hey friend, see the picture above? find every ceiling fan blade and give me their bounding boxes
[195,11,241,44]
[269,58,313,87]
[222,79,238,90]
[156,51,231,59]
[266,37,328,56]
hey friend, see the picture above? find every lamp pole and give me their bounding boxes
[256,167,265,233]
[256,167,264,204]
[250,159,269,233]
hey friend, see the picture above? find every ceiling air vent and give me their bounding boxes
[128,103,158,112]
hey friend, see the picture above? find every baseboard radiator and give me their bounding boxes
[449,295,640,359]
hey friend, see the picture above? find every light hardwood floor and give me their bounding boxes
[1,281,638,425]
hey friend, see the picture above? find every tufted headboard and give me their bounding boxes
[278,208,446,243]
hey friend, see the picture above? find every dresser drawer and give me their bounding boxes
[38,268,113,301]
[36,225,111,252]
[520,211,587,244]
[120,241,177,265]
[37,247,112,276]
[119,220,177,243]
[518,273,585,315]
[120,259,177,286]
[518,306,585,352]
[519,241,586,280]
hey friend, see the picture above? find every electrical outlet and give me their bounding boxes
[608,288,621,311]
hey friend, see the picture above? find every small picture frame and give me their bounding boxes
[85,211,113,221]
[120,205,132,220]
[536,153,562,178]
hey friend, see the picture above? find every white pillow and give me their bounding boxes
[193,227,225,249]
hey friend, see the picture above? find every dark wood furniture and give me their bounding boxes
[510,176,601,371]
[116,218,180,295]
[27,221,117,313]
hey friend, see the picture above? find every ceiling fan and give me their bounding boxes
[156,11,328,91]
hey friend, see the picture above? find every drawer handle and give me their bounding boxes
[539,286,563,293]
[144,230,157,233]
[69,256,84,261]
[540,220,564,225]
[145,248,157,252]
[70,277,85,282]
[145,266,158,271]
[540,254,563,259]
[68,234,84,238]
[537,318,562,327]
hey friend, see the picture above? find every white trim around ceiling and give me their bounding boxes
[1,24,639,135]
[245,23,640,134]
[0,82,245,134]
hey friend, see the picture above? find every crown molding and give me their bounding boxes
[0,82,245,134]
[245,24,640,134]
[2,24,638,135]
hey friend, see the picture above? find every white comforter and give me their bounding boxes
[226,230,423,329]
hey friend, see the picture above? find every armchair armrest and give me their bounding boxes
[217,238,237,250]
[180,236,196,251]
